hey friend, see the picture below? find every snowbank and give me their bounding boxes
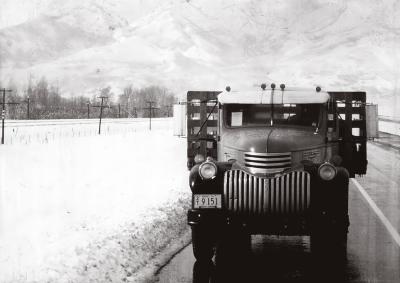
[0,118,191,282]
[45,195,191,283]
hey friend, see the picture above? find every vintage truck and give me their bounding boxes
[185,84,378,261]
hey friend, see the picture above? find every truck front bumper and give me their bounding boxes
[187,209,312,235]
[188,209,227,226]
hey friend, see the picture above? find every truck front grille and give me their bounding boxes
[244,152,291,174]
[223,170,310,215]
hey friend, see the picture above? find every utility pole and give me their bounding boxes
[87,101,90,119]
[27,96,30,119]
[91,96,109,134]
[22,95,30,119]
[1,88,19,144]
[144,101,159,130]
[118,103,121,118]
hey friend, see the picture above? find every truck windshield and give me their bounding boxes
[225,104,321,128]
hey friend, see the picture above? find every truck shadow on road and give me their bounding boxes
[192,235,356,283]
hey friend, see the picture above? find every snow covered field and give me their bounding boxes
[0,118,191,282]
[3,118,168,145]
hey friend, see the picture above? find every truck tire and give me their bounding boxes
[310,226,348,257]
[192,226,214,261]
[237,231,251,254]
[311,171,349,257]
[216,228,251,261]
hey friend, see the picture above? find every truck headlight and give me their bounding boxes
[318,162,337,181]
[199,161,217,180]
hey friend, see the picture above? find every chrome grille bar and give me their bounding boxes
[307,173,310,208]
[244,152,292,174]
[257,177,262,214]
[265,179,269,213]
[233,170,238,211]
[245,156,291,162]
[224,170,311,215]
[295,171,299,213]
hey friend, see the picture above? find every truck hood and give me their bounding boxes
[221,127,325,153]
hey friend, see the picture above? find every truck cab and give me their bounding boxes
[186,85,378,261]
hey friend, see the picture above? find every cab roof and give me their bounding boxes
[218,89,330,104]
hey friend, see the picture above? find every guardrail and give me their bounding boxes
[378,117,400,136]
[378,116,400,124]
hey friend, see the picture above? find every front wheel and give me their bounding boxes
[310,226,348,257]
[192,226,214,261]
[216,228,251,262]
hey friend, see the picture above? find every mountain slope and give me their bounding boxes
[0,0,399,116]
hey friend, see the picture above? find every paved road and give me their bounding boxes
[157,139,400,283]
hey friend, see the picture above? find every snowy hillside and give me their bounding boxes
[1,0,400,116]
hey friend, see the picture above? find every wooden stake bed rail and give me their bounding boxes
[328,91,367,177]
[186,91,221,169]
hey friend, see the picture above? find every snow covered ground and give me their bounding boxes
[3,118,168,145]
[0,118,191,282]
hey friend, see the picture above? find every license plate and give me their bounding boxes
[194,194,222,209]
